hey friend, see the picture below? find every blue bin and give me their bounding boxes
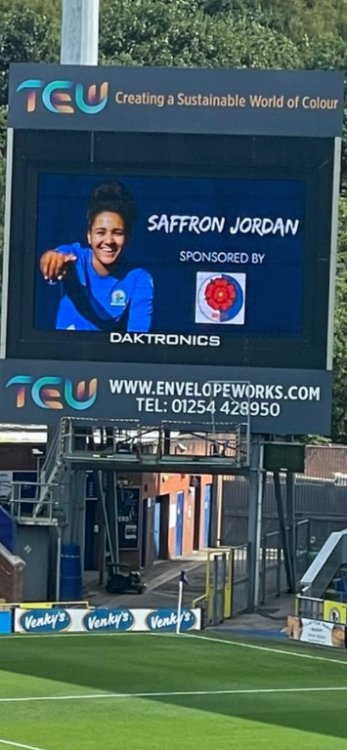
[60,543,83,601]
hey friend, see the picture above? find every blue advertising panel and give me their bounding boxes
[15,608,72,634]
[145,608,199,632]
[0,611,12,635]
[81,608,134,632]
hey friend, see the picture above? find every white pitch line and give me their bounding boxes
[1,686,347,704]
[181,633,347,667]
[0,740,47,750]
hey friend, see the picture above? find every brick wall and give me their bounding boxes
[0,444,45,471]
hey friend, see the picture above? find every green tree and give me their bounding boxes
[332,198,347,443]
[0,6,59,106]
[99,0,301,68]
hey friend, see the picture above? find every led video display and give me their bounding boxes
[34,173,305,339]
[5,129,334,368]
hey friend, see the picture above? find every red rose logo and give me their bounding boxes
[205,277,237,311]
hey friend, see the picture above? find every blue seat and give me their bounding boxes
[333,576,347,602]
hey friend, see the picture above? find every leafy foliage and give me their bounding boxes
[99,0,301,69]
[332,198,347,443]
[0,6,59,106]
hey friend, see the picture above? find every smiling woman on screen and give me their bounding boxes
[39,181,154,333]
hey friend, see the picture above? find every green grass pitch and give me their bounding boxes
[1,632,347,750]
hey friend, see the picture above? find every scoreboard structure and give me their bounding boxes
[0,64,344,434]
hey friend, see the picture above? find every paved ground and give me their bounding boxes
[84,552,294,635]
[85,551,208,610]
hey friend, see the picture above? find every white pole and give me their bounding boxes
[176,579,184,634]
[61,0,100,65]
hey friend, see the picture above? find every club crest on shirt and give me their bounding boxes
[110,289,127,307]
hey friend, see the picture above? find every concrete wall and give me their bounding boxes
[15,526,50,601]
[0,444,43,470]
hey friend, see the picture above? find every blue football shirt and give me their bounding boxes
[53,244,153,332]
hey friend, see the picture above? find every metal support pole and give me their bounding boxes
[75,470,87,567]
[210,474,223,547]
[286,471,296,589]
[113,472,119,564]
[95,470,116,566]
[104,472,119,565]
[69,469,86,549]
[61,0,100,65]
[55,526,62,602]
[273,471,295,592]
[247,436,264,611]
[62,464,73,544]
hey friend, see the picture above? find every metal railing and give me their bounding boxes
[59,417,251,469]
[259,519,311,604]
[192,524,310,620]
[295,594,324,620]
[231,543,249,615]
[8,485,68,525]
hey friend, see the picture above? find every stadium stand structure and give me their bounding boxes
[300,528,347,601]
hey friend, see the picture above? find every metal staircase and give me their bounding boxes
[7,420,70,526]
[32,419,68,518]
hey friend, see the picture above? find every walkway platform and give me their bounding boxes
[84,552,294,635]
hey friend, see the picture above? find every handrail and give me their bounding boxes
[0,600,90,609]
[192,593,207,608]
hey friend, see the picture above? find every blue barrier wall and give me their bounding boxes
[0,505,16,552]
[0,611,12,634]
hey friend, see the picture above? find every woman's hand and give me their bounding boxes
[40,250,77,281]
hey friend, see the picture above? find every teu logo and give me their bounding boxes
[6,375,98,410]
[16,78,109,114]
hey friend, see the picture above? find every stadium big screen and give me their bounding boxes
[0,65,343,434]
[4,65,343,370]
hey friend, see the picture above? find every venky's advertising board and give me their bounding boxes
[13,607,202,633]
[2,65,344,434]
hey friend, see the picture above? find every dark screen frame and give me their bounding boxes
[5,129,334,368]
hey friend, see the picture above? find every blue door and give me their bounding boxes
[0,505,16,553]
[153,500,161,559]
[203,484,212,548]
[175,492,184,557]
